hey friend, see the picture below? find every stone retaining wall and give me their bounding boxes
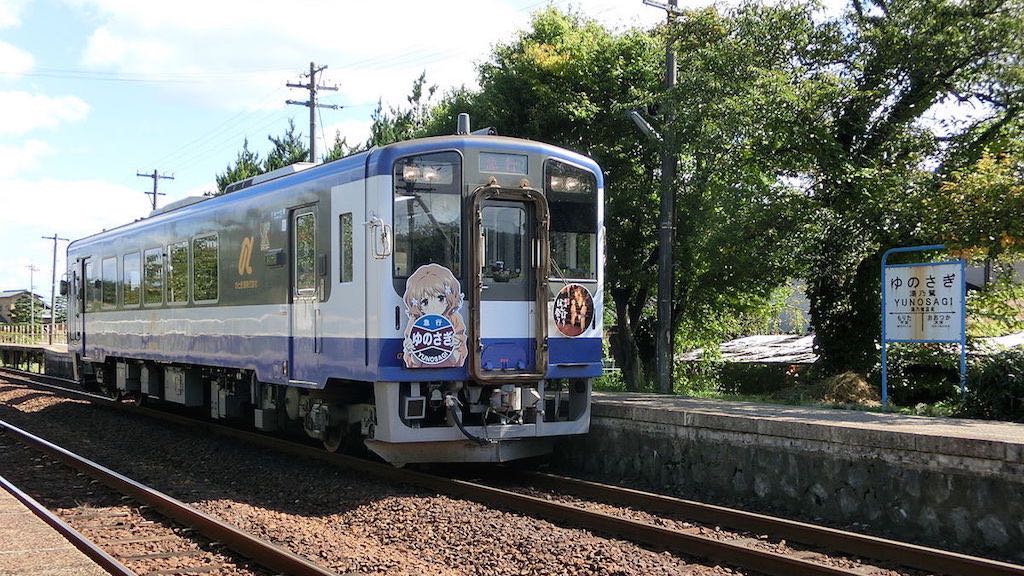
[554,401,1024,562]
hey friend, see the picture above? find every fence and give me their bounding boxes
[0,323,66,345]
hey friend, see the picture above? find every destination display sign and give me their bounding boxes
[883,261,965,342]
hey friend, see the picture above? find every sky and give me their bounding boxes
[0,0,677,300]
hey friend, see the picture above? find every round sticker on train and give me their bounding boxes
[407,314,457,365]
[553,283,594,337]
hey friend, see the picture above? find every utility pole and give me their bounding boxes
[25,264,38,329]
[137,169,174,211]
[42,233,69,345]
[644,0,680,394]
[286,61,341,163]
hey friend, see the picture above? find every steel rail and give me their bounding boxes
[493,469,1024,576]
[5,368,1024,576]
[0,417,341,576]
[0,473,137,576]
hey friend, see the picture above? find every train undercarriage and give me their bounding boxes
[78,356,590,465]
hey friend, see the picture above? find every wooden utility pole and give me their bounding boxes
[137,169,174,211]
[286,62,341,163]
[644,0,680,394]
[25,264,38,328]
[42,233,69,345]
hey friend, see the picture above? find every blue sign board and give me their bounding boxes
[881,245,967,407]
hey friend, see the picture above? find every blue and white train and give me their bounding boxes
[65,118,604,464]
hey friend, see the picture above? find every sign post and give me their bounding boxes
[880,245,967,408]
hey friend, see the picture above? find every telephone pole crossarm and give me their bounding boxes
[137,169,173,211]
[286,61,343,163]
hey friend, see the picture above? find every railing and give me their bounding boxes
[0,323,66,345]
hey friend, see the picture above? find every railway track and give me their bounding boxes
[3,367,1023,576]
[0,411,342,575]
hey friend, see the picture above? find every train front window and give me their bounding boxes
[393,152,462,285]
[545,160,598,281]
[481,204,527,285]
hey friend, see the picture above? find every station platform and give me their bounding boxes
[0,482,108,576]
[0,341,73,378]
[591,392,1024,468]
[557,392,1024,560]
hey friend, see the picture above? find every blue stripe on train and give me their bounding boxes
[82,334,603,387]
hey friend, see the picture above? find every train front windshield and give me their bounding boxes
[392,152,463,288]
[545,160,598,281]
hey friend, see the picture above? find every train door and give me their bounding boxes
[289,206,320,383]
[72,258,89,358]
[470,189,549,381]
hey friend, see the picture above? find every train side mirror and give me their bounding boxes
[368,217,393,259]
[59,280,68,296]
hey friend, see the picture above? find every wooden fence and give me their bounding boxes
[0,323,66,345]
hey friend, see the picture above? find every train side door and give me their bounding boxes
[289,206,320,383]
[469,189,549,381]
[73,258,89,358]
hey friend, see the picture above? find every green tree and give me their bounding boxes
[925,142,1024,260]
[796,0,1024,377]
[323,131,366,162]
[52,294,67,323]
[9,294,38,324]
[423,7,812,390]
[214,120,310,195]
[368,72,438,147]
[264,118,309,171]
[214,138,262,194]
[662,4,823,356]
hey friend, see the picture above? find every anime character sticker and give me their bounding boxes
[553,283,595,337]
[402,264,468,368]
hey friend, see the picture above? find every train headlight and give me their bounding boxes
[564,176,581,192]
[403,165,420,182]
[549,176,565,191]
[421,167,440,182]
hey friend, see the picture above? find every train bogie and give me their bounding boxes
[66,122,603,464]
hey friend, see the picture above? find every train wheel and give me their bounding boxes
[322,424,344,452]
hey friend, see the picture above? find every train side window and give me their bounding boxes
[101,257,117,308]
[167,241,189,304]
[143,248,164,306]
[123,252,141,307]
[295,212,316,294]
[339,212,353,283]
[85,261,99,312]
[192,234,219,303]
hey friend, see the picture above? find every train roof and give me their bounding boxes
[68,134,602,251]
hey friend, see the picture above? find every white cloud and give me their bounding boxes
[69,0,665,114]
[0,139,51,177]
[0,0,29,29]
[0,91,90,135]
[0,177,147,295]
[0,40,33,78]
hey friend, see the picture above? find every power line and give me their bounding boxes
[286,62,341,162]
[137,169,174,211]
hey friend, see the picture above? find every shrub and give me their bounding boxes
[954,348,1024,422]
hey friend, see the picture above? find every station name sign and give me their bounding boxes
[883,261,964,342]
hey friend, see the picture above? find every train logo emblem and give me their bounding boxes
[407,315,457,365]
[238,236,254,275]
[553,283,594,337]
[402,264,468,368]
